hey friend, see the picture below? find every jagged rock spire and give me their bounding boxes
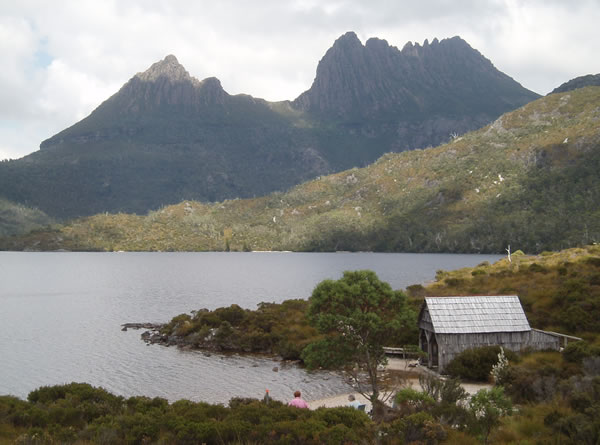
[135,54,196,83]
[293,33,534,118]
[107,55,228,112]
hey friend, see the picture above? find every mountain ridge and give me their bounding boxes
[294,33,535,118]
[1,33,539,220]
[550,73,600,95]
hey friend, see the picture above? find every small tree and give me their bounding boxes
[468,387,512,444]
[301,270,416,405]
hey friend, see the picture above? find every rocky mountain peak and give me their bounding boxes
[293,33,536,119]
[39,55,230,150]
[200,76,222,90]
[135,54,195,84]
[365,37,391,51]
[399,36,467,57]
[110,55,227,112]
[292,33,370,113]
[331,31,362,49]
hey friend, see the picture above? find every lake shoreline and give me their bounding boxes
[1,251,502,402]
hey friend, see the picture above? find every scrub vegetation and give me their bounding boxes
[426,244,600,342]
[0,198,53,238]
[0,383,372,444]
[155,299,321,360]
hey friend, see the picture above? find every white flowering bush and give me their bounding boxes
[491,347,510,384]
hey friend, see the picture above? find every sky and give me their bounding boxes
[1,0,599,160]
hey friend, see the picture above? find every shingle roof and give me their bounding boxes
[423,296,531,334]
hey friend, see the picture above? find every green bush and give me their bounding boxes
[161,313,192,334]
[194,311,222,328]
[214,304,246,325]
[406,284,426,297]
[2,384,375,445]
[160,299,321,359]
[499,351,586,403]
[527,263,549,273]
[445,277,465,286]
[125,396,168,415]
[585,256,600,267]
[15,427,53,444]
[214,321,238,349]
[395,387,435,412]
[175,420,219,445]
[563,342,600,364]
[0,395,32,427]
[274,340,304,360]
[388,411,446,444]
[446,346,518,381]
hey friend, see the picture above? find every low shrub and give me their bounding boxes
[160,300,323,360]
[444,278,465,286]
[527,263,549,274]
[406,284,426,297]
[1,384,374,445]
[394,388,435,414]
[584,256,600,267]
[563,341,600,364]
[446,346,518,381]
[387,411,447,444]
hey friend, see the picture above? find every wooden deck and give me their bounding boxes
[383,347,421,358]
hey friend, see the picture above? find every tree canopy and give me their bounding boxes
[301,270,417,403]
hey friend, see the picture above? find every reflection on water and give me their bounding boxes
[0,251,501,402]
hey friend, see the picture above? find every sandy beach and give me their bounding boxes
[307,358,491,411]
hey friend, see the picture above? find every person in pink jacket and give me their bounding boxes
[288,390,309,408]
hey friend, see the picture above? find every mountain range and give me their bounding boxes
[5,86,598,253]
[0,33,538,220]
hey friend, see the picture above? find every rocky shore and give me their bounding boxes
[121,322,164,331]
[122,322,242,353]
[121,323,178,345]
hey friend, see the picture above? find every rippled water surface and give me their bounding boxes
[0,252,501,403]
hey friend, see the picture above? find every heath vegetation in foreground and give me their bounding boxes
[2,245,600,443]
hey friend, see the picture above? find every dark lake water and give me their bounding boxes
[0,251,501,404]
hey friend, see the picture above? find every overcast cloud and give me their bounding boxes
[1,0,599,159]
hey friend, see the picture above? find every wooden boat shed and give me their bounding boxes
[418,296,566,373]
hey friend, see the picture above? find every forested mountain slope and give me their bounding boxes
[3,87,598,253]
